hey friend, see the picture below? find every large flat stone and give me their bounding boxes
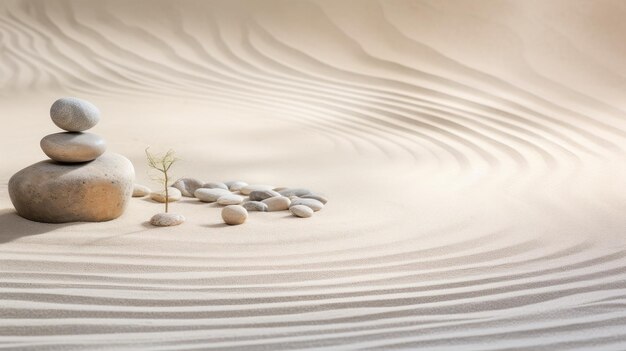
[8,153,134,223]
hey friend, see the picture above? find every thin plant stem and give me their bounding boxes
[145,147,177,214]
[164,173,169,213]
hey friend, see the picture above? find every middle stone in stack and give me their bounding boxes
[40,98,106,163]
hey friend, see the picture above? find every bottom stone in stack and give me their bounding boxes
[8,153,134,223]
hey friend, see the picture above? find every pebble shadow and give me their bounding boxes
[141,221,154,228]
[178,198,211,206]
[280,214,310,220]
[205,223,230,228]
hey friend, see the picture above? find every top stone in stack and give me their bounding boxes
[41,97,106,163]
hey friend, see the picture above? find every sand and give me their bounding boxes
[1,0,626,349]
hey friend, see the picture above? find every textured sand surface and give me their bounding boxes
[2,0,626,349]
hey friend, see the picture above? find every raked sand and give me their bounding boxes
[2,0,626,349]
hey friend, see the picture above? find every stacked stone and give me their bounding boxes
[42,97,106,163]
[8,98,135,223]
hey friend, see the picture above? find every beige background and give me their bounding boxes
[1,0,626,349]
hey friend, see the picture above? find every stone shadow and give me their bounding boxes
[0,208,69,244]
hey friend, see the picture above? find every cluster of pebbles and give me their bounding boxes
[8,97,134,223]
[134,178,327,226]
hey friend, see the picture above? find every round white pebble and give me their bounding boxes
[262,196,291,211]
[194,188,231,202]
[290,197,324,211]
[221,205,248,225]
[301,193,328,204]
[290,205,314,218]
[150,213,185,226]
[132,184,151,197]
[150,187,182,203]
[217,194,244,205]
